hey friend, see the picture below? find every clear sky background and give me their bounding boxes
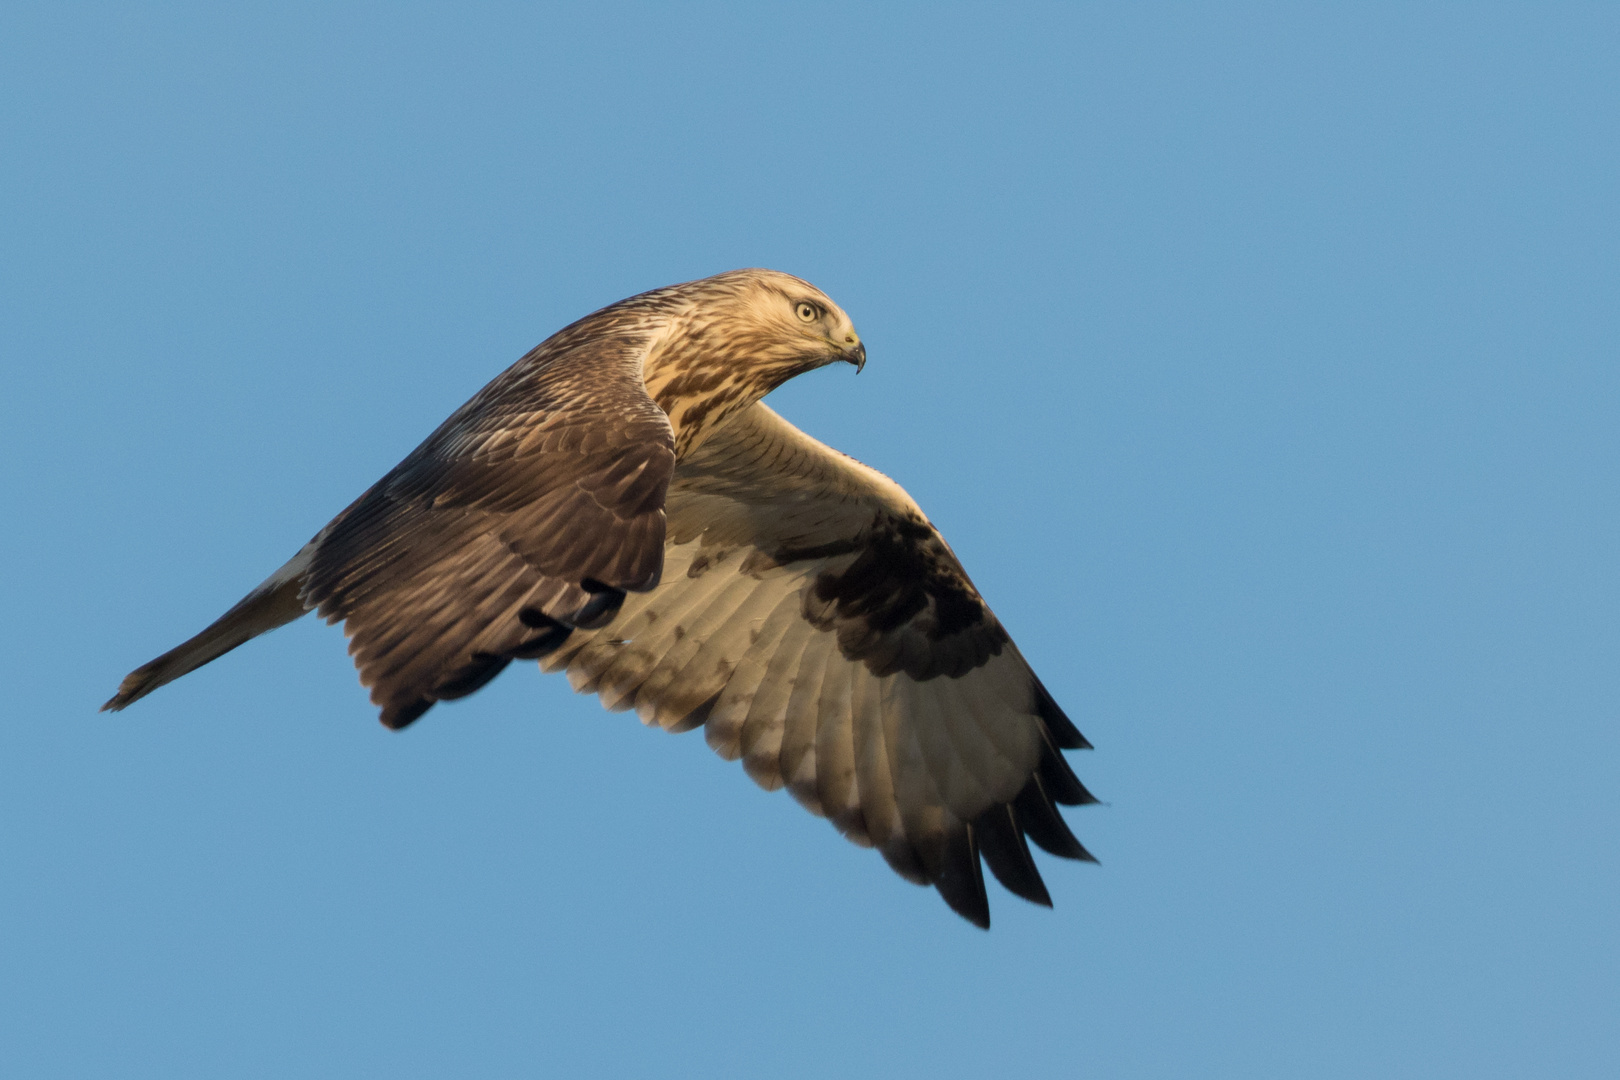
[3,3,1617,1077]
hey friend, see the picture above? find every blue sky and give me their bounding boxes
[3,3,1618,1076]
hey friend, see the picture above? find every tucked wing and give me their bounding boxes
[543,402,1094,927]
[104,314,675,724]
[301,316,676,729]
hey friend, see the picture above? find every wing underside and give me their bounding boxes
[545,402,1096,926]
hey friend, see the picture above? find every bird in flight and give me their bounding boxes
[104,269,1096,927]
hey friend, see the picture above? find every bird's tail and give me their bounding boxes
[101,545,316,712]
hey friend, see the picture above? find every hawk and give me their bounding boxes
[104,269,1096,927]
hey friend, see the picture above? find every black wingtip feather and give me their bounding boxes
[1015,775,1091,860]
[570,580,626,628]
[1034,678,1090,749]
[1037,734,1099,807]
[507,623,573,659]
[934,826,991,929]
[974,803,1052,908]
[518,606,565,630]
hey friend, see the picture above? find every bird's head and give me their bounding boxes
[702,267,865,377]
[641,268,865,453]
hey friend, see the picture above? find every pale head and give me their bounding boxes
[638,268,866,455]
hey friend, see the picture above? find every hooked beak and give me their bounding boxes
[845,339,866,373]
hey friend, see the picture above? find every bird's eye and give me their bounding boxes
[795,301,819,323]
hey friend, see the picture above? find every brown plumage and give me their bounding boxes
[104,268,1095,928]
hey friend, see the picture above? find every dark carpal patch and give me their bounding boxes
[798,514,1009,680]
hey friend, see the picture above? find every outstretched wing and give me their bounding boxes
[543,402,1094,926]
[303,316,677,729]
